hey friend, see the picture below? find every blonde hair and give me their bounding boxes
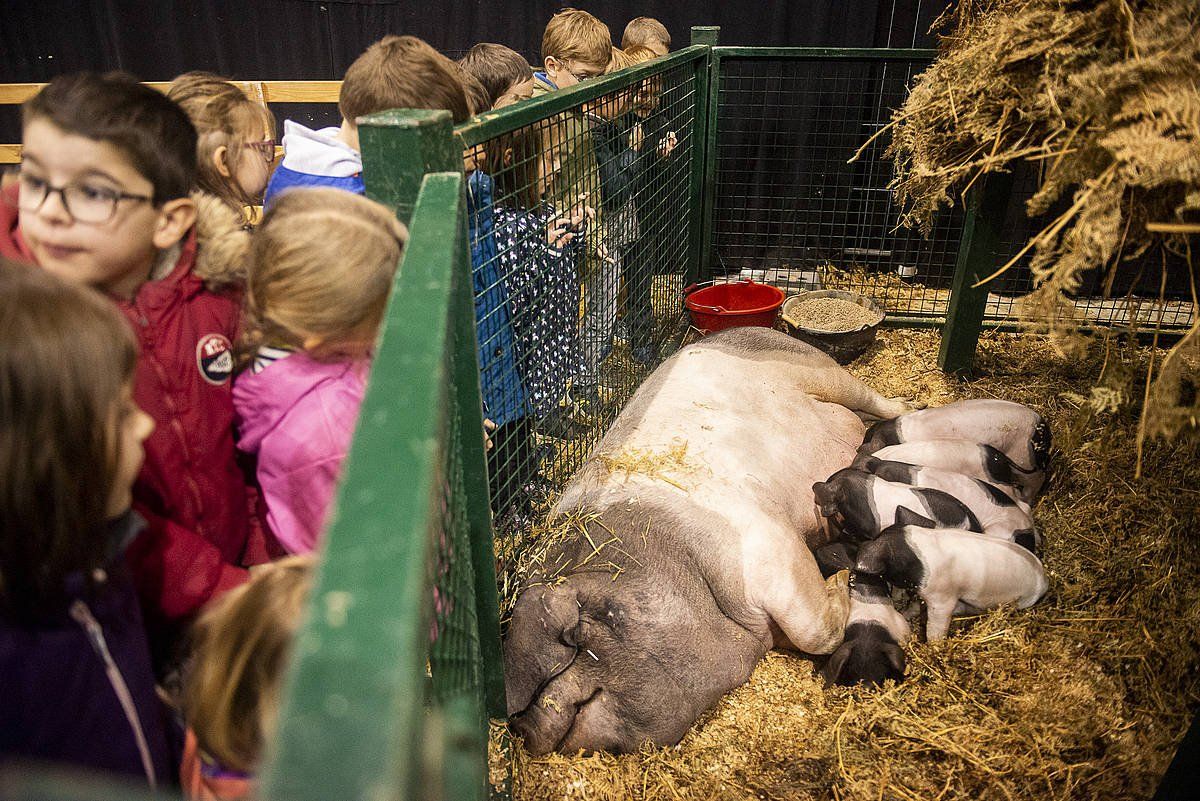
[621,17,671,51]
[541,8,612,68]
[168,72,275,218]
[243,188,407,359]
[606,47,634,73]
[623,45,660,66]
[183,555,316,773]
[340,35,470,124]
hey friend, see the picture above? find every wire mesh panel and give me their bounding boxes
[983,161,1196,332]
[710,50,965,322]
[455,49,705,581]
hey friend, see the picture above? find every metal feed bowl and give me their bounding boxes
[781,290,885,364]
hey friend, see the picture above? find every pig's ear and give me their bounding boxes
[894,506,936,529]
[821,643,851,687]
[812,481,829,501]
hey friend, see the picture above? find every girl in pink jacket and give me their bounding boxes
[233,189,406,554]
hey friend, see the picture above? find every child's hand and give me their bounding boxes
[631,123,645,152]
[547,198,593,248]
[483,418,497,452]
[658,131,678,159]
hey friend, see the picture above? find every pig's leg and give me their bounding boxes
[766,559,852,655]
[797,366,919,421]
[923,597,954,641]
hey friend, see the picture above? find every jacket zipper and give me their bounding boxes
[69,600,158,789]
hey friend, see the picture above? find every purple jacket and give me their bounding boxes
[233,351,368,554]
[0,514,177,787]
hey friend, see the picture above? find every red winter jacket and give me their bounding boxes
[0,188,273,622]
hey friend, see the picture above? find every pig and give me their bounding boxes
[504,326,916,755]
[859,398,1052,475]
[858,457,1040,550]
[815,543,911,687]
[812,468,981,542]
[852,439,1043,504]
[855,524,1050,641]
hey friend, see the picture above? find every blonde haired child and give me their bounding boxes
[181,555,315,800]
[233,188,406,554]
[168,72,276,226]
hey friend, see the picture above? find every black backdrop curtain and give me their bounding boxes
[1,1,942,83]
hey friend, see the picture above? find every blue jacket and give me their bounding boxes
[264,121,365,208]
[467,171,526,427]
[0,513,177,787]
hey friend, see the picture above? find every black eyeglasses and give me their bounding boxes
[15,171,153,224]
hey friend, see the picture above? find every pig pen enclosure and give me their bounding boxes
[8,13,1199,801]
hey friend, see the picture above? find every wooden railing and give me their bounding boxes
[0,80,342,164]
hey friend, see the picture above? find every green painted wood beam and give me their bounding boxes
[938,171,1018,374]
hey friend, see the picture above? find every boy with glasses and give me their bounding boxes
[531,8,613,414]
[0,72,265,638]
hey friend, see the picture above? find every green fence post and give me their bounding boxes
[361,108,508,723]
[689,26,720,285]
[938,171,1016,373]
[359,108,460,225]
[260,172,467,801]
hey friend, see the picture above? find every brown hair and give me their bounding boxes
[339,35,471,125]
[0,260,138,623]
[621,17,671,51]
[23,72,197,203]
[168,72,275,217]
[623,45,660,66]
[455,66,490,117]
[458,43,534,109]
[183,555,315,773]
[242,188,407,359]
[541,8,612,67]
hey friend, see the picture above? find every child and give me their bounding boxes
[579,48,642,383]
[0,72,262,630]
[0,262,172,786]
[621,17,672,57]
[618,45,674,365]
[168,72,277,227]
[234,188,406,554]
[458,43,535,109]
[264,35,471,206]
[493,122,591,437]
[532,8,613,409]
[181,555,315,800]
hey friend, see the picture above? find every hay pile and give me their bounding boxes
[881,0,1200,442]
[490,328,1200,800]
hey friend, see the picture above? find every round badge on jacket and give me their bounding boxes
[196,333,234,386]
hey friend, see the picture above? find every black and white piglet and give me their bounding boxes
[853,439,1044,504]
[813,468,980,543]
[814,543,910,687]
[859,399,1052,475]
[855,524,1049,641]
[859,457,1040,550]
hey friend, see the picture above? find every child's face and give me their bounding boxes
[229,128,275,202]
[545,56,606,88]
[19,118,194,298]
[107,383,155,519]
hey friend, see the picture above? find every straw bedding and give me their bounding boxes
[490,327,1200,800]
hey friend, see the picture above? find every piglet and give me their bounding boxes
[820,568,911,687]
[813,468,980,543]
[855,524,1049,641]
[852,439,1044,504]
[859,399,1052,474]
[859,457,1040,550]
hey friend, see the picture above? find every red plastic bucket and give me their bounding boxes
[685,280,785,333]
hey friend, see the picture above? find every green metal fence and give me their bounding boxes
[5,25,1197,801]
